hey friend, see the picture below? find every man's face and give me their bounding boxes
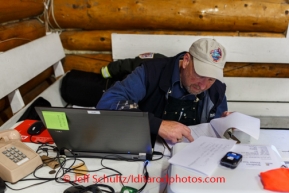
[180,53,216,95]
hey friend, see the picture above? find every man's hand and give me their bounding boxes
[221,111,233,117]
[158,120,194,143]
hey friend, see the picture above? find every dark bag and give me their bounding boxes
[60,70,115,107]
[17,97,51,122]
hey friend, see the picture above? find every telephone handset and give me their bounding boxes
[0,129,42,183]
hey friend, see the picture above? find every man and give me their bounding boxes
[96,38,228,144]
[101,53,167,81]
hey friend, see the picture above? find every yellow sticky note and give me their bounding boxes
[42,111,69,130]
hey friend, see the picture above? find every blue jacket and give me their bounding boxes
[96,52,227,135]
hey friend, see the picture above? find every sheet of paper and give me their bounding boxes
[183,123,217,142]
[163,123,218,149]
[169,136,236,176]
[248,129,289,161]
[210,112,260,139]
[230,144,284,170]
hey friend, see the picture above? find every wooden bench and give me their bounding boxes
[112,33,289,129]
[1,32,289,130]
[1,32,287,193]
[0,33,67,130]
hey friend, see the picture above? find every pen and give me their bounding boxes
[178,108,184,121]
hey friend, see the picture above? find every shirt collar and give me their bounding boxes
[171,53,185,87]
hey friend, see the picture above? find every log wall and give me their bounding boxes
[1,0,289,126]
[0,19,46,51]
[51,0,289,33]
[0,0,44,24]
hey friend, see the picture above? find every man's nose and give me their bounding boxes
[198,80,207,90]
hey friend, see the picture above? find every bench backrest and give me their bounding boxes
[0,33,65,114]
[111,33,289,127]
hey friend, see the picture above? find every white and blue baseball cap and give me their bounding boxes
[189,38,227,81]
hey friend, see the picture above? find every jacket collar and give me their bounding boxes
[159,52,187,93]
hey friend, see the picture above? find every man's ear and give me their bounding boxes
[182,53,190,68]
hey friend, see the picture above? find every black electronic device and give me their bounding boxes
[220,151,242,169]
[27,121,46,135]
[63,185,86,193]
[35,107,153,160]
[63,185,102,193]
[0,177,6,193]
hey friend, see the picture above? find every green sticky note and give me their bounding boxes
[42,111,69,130]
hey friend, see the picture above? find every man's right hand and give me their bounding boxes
[158,120,194,143]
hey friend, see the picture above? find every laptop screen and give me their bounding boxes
[35,107,153,160]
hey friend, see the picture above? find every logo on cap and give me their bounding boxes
[210,48,222,62]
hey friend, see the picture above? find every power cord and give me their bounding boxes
[137,160,149,193]
[5,145,160,192]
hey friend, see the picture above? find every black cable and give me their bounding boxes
[54,148,79,184]
[152,151,164,161]
[6,146,153,192]
[161,137,172,153]
[55,149,122,192]
[5,147,79,192]
[99,155,125,187]
[137,160,149,193]
[151,138,166,161]
[99,155,150,192]
[5,179,52,191]
[35,142,57,155]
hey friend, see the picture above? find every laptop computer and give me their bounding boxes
[35,107,153,161]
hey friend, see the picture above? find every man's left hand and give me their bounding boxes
[221,111,233,117]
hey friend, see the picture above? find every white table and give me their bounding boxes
[167,129,289,193]
[3,129,288,193]
[4,143,170,193]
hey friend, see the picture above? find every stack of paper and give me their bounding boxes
[168,136,236,176]
[169,136,285,176]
